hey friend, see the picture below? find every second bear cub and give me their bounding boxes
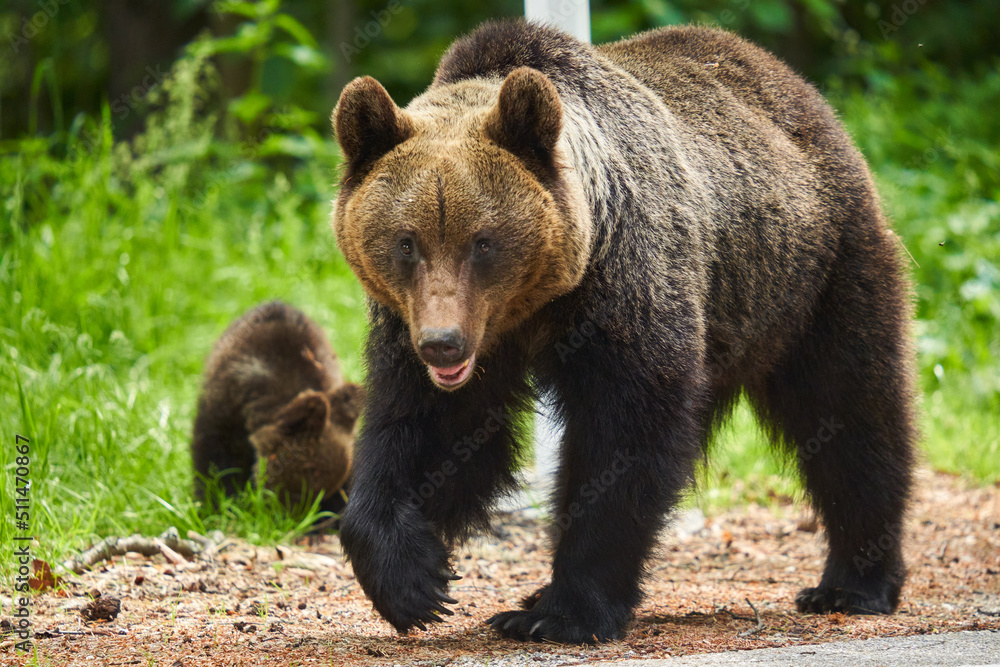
[191,301,364,512]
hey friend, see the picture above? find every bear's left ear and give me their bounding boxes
[277,390,330,436]
[484,67,562,168]
[334,76,414,177]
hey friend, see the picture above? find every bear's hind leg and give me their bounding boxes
[749,232,916,614]
[191,419,255,499]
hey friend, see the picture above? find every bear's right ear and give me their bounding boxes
[484,67,562,169]
[328,383,365,431]
[334,76,414,178]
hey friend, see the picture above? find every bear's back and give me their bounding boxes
[597,26,859,176]
[200,302,342,431]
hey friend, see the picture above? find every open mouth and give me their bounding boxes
[427,353,476,389]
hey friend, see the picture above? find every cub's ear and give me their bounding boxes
[277,390,330,436]
[328,383,366,431]
[333,76,413,176]
[484,67,562,167]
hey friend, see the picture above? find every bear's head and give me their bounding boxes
[332,68,592,390]
[249,384,365,509]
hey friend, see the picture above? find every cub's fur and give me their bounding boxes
[191,302,364,512]
[332,20,916,644]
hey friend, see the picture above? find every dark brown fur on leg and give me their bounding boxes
[749,221,916,615]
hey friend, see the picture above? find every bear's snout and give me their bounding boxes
[416,326,477,389]
[417,326,466,367]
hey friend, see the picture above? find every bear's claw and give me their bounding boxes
[486,609,622,644]
[378,564,459,634]
[796,586,893,615]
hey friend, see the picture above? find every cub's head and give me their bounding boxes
[332,68,591,390]
[250,384,364,508]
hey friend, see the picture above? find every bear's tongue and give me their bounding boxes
[429,354,475,387]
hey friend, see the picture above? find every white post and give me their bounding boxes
[521,0,590,508]
[525,0,591,43]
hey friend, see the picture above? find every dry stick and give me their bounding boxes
[721,607,755,622]
[151,537,188,566]
[39,628,129,637]
[888,229,920,268]
[737,598,765,638]
[60,529,214,574]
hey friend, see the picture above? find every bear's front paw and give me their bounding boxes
[372,560,460,634]
[796,586,894,615]
[340,508,460,634]
[486,608,623,644]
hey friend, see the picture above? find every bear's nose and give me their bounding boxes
[418,327,466,367]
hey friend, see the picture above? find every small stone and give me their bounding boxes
[81,596,121,622]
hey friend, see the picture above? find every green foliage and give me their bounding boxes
[834,64,1000,481]
[833,65,1000,400]
[0,34,365,582]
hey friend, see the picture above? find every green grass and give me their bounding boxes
[1,50,997,585]
[0,61,368,577]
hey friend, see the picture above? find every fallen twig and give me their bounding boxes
[152,537,188,566]
[187,529,227,558]
[60,528,222,574]
[34,628,129,639]
[737,598,766,638]
[719,605,755,622]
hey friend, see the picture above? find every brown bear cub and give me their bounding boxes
[332,20,916,644]
[191,302,364,514]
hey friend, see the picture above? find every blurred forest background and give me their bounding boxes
[0,1,997,573]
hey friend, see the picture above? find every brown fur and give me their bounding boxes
[191,302,364,511]
[331,20,916,644]
[333,68,591,374]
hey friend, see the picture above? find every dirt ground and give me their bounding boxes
[3,468,998,666]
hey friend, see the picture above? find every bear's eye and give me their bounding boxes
[399,238,414,256]
[476,239,491,255]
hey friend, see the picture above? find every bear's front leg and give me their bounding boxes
[339,486,459,633]
[489,352,705,643]
[342,308,532,633]
[342,397,528,632]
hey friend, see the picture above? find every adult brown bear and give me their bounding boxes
[331,20,916,643]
